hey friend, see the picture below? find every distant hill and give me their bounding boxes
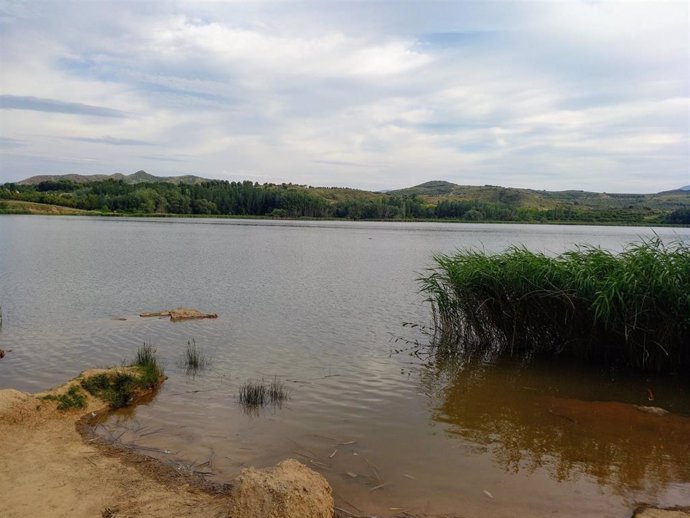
[389,181,690,210]
[4,175,689,224]
[388,180,459,196]
[17,170,209,186]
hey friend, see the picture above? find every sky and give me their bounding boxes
[0,0,688,192]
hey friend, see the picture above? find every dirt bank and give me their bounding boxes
[0,368,332,518]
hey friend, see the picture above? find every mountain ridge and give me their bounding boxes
[17,170,209,186]
[13,173,688,196]
[3,175,689,223]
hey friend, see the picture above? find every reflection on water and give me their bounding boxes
[424,358,690,498]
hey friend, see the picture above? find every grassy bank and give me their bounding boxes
[419,239,690,373]
[0,199,92,215]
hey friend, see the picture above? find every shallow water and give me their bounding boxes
[1,216,689,517]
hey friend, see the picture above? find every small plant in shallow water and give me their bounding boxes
[134,342,157,368]
[268,377,288,404]
[182,339,209,373]
[132,342,164,388]
[239,378,289,408]
[239,381,267,406]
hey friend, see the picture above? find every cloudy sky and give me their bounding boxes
[0,1,687,192]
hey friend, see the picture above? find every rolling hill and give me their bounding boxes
[3,175,689,224]
[388,181,690,211]
[17,170,209,186]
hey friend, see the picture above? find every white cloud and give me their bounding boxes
[0,0,687,192]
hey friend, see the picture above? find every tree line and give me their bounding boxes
[0,179,680,223]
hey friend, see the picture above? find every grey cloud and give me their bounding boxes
[312,159,368,168]
[0,137,25,148]
[0,95,124,117]
[65,136,150,146]
[0,1,687,192]
[138,155,187,162]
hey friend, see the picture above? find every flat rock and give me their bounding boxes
[230,458,334,518]
[140,307,218,322]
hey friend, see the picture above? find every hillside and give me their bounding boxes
[0,200,91,215]
[18,170,209,186]
[2,176,689,224]
[389,181,690,211]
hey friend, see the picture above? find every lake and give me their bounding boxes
[1,216,689,517]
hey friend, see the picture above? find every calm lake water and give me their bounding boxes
[1,216,689,517]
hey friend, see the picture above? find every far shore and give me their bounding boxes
[1,200,688,227]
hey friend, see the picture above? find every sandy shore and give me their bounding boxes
[0,367,333,518]
[0,368,232,517]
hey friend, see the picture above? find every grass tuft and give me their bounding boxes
[182,339,209,374]
[132,342,164,388]
[418,238,690,373]
[239,378,289,408]
[268,377,289,404]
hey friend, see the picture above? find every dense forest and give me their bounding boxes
[1,177,689,224]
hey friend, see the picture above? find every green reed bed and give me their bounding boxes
[419,239,690,373]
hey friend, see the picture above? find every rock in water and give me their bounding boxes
[230,458,334,518]
[139,307,218,321]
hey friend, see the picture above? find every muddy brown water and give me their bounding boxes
[1,216,689,517]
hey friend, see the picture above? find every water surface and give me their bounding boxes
[1,216,689,517]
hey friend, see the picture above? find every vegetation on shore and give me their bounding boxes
[0,199,91,215]
[80,344,164,408]
[419,239,690,373]
[2,176,689,224]
[41,385,87,410]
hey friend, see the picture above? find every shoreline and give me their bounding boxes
[2,198,689,228]
[1,208,688,228]
[0,367,333,518]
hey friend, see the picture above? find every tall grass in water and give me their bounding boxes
[182,339,209,374]
[419,239,690,373]
[239,378,289,408]
[132,342,164,388]
[239,381,267,406]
